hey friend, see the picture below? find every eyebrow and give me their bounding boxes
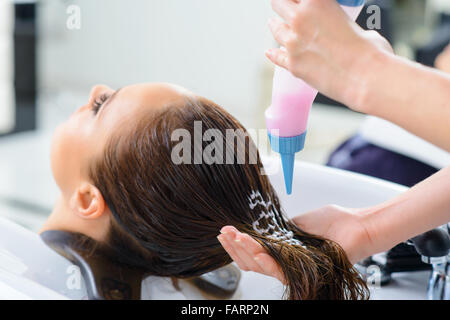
[99,88,122,117]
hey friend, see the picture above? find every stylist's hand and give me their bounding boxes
[218,205,373,283]
[435,44,450,74]
[267,0,392,111]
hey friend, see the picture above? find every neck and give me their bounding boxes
[39,195,68,234]
[39,195,109,242]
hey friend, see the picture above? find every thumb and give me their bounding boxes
[291,206,336,234]
[292,210,318,229]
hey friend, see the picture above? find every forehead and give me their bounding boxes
[114,83,188,110]
[100,83,188,126]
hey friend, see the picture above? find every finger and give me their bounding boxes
[233,234,266,274]
[220,225,239,235]
[291,205,332,226]
[268,17,297,49]
[235,232,268,256]
[221,227,264,273]
[234,233,286,283]
[292,213,323,235]
[291,213,309,228]
[265,48,289,70]
[227,230,284,280]
[218,234,251,271]
[271,0,299,24]
[221,228,286,284]
[254,253,286,284]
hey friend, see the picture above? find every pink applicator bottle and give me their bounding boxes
[266,0,365,195]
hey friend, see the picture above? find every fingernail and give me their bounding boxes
[220,227,233,235]
[221,230,237,241]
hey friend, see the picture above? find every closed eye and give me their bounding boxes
[92,93,112,115]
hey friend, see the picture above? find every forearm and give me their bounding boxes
[357,50,450,151]
[361,166,450,256]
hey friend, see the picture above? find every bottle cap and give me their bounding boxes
[337,0,365,6]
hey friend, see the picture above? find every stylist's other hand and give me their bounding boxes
[291,205,373,264]
[435,44,450,74]
[267,0,392,111]
[218,205,373,283]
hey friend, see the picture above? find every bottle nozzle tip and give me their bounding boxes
[280,153,295,195]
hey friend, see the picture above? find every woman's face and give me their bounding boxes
[51,83,189,197]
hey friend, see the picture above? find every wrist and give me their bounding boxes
[346,43,393,114]
[354,207,383,260]
[357,203,400,258]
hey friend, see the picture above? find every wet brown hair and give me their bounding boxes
[89,95,369,300]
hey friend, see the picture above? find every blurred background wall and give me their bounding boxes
[37,0,276,131]
[0,1,14,134]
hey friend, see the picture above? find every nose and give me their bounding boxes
[89,84,112,99]
[71,84,112,117]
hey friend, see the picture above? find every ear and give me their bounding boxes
[70,183,106,220]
